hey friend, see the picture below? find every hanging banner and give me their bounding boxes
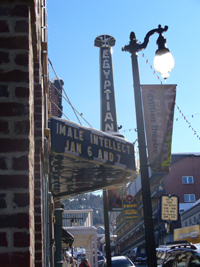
[141,84,176,173]
[107,187,122,211]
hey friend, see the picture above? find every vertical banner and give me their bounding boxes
[141,84,176,173]
[107,187,122,211]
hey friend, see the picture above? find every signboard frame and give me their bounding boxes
[123,194,138,222]
[160,194,179,222]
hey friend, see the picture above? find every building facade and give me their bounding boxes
[114,153,200,255]
[0,1,53,266]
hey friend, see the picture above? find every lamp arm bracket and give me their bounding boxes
[122,25,168,54]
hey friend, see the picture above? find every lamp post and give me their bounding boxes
[122,25,174,267]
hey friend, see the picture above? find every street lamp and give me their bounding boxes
[122,25,174,267]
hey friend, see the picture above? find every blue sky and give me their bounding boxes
[47,0,200,155]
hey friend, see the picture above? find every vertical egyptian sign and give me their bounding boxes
[141,84,176,173]
[94,35,118,132]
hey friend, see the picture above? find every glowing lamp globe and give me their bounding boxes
[154,48,174,80]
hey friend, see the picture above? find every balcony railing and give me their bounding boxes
[62,209,93,227]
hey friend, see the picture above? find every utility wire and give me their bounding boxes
[48,58,82,125]
[49,80,93,128]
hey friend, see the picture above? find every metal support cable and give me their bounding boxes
[49,80,93,128]
[48,97,70,120]
[48,58,81,125]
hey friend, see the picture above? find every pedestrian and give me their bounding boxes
[68,257,78,267]
[79,258,91,267]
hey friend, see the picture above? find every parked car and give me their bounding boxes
[127,247,147,264]
[100,255,135,267]
[161,241,200,267]
[156,241,199,267]
[93,255,106,267]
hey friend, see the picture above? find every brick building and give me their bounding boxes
[0,1,53,266]
[114,153,200,255]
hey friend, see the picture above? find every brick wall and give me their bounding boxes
[0,1,48,266]
[49,79,63,117]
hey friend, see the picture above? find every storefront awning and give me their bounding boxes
[49,117,137,198]
[62,228,74,248]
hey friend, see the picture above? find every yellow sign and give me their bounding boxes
[161,194,179,222]
[123,195,138,222]
[174,225,200,244]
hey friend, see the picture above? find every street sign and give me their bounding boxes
[160,194,179,222]
[123,195,138,222]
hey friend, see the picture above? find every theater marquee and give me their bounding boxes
[49,117,137,197]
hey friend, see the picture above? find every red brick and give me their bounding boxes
[34,189,41,197]
[34,163,41,172]
[35,120,42,129]
[35,129,42,138]
[35,106,42,114]
[0,232,7,246]
[35,223,42,232]
[0,213,29,229]
[12,5,29,17]
[0,194,7,208]
[35,241,42,250]
[34,85,42,97]
[34,113,42,121]
[15,20,28,33]
[0,157,7,170]
[35,214,41,223]
[14,53,28,66]
[34,173,41,181]
[0,52,9,64]
[35,261,43,267]
[13,155,28,170]
[15,86,29,98]
[35,145,42,155]
[0,20,9,32]
[35,251,42,261]
[0,121,9,134]
[34,197,41,206]
[14,120,30,134]
[34,206,41,214]
[0,69,29,82]
[35,232,42,240]
[13,193,29,207]
[34,98,42,106]
[0,85,9,97]
[0,175,29,189]
[0,36,28,49]
[0,103,29,116]
[14,232,29,247]
[0,251,30,267]
[0,139,29,152]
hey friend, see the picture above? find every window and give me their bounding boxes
[185,221,187,227]
[184,194,196,202]
[182,176,194,184]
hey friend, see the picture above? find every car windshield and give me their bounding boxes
[103,258,134,267]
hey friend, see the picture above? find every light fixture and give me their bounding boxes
[154,33,174,80]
